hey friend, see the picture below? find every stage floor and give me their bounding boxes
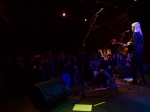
[1,73,150,112]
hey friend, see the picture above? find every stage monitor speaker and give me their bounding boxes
[93,69,113,88]
[28,78,70,111]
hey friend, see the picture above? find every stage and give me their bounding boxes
[1,73,150,112]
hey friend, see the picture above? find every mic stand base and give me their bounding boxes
[73,77,101,105]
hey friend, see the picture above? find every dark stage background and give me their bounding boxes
[0,1,150,62]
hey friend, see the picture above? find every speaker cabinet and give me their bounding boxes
[28,78,70,111]
[93,69,113,88]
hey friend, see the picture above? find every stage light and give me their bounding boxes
[84,18,87,21]
[62,13,66,17]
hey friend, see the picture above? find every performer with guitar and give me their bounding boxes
[111,22,146,84]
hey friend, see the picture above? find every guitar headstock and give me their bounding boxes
[111,39,116,44]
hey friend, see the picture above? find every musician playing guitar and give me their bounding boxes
[111,22,146,85]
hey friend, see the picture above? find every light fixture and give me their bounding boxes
[62,13,66,17]
[84,18,87,21]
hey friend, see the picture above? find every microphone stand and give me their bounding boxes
[117,33,124,53]
[73,9,102,104]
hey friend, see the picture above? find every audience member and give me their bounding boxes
[70,55,81,85]
[89,53,101,78]
[57,52,70,87]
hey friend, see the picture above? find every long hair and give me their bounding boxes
[131,22,143,35]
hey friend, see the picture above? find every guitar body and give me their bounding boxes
[126,44,133,53]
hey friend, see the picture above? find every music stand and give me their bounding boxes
[73,8,104,104]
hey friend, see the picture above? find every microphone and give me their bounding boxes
[122,30,130,34]
[95,8,104,15]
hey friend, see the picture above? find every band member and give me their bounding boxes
[124,22,146,84]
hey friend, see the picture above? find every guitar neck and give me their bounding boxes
[115,42,124,45]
